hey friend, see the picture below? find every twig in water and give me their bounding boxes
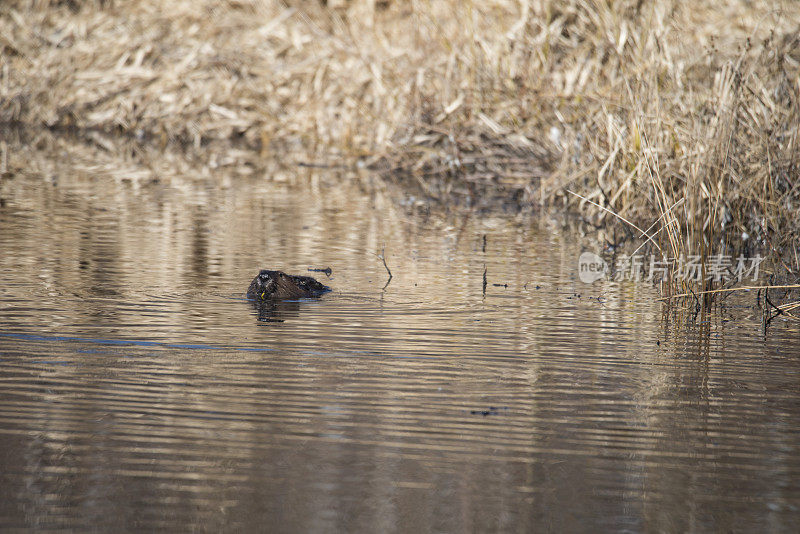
[764,289,785,327]
[377,245,392,289]
[308,266,332,277]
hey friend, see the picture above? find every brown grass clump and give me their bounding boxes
[1,0,799,286]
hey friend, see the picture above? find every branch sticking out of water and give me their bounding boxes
[378,245,392,289]
[308,266,332,277]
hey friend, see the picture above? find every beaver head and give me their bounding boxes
[247,270,331,301]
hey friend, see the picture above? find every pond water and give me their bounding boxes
[1,142,800,532]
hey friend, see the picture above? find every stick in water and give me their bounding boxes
[378,245,392,289]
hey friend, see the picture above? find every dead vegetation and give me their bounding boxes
[1,0,799,294]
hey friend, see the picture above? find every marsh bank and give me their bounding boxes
[2,0,799,269]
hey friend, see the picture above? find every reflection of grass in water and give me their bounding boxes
[2,0,799,295]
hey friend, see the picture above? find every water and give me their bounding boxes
[1,142,800,532]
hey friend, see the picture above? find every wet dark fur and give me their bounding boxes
[247,270,331,301]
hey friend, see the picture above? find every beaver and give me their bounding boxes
[247,270,331,301]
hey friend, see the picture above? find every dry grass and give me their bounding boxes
[2,0,799,292]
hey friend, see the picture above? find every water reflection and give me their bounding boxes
[1,136,799,531]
